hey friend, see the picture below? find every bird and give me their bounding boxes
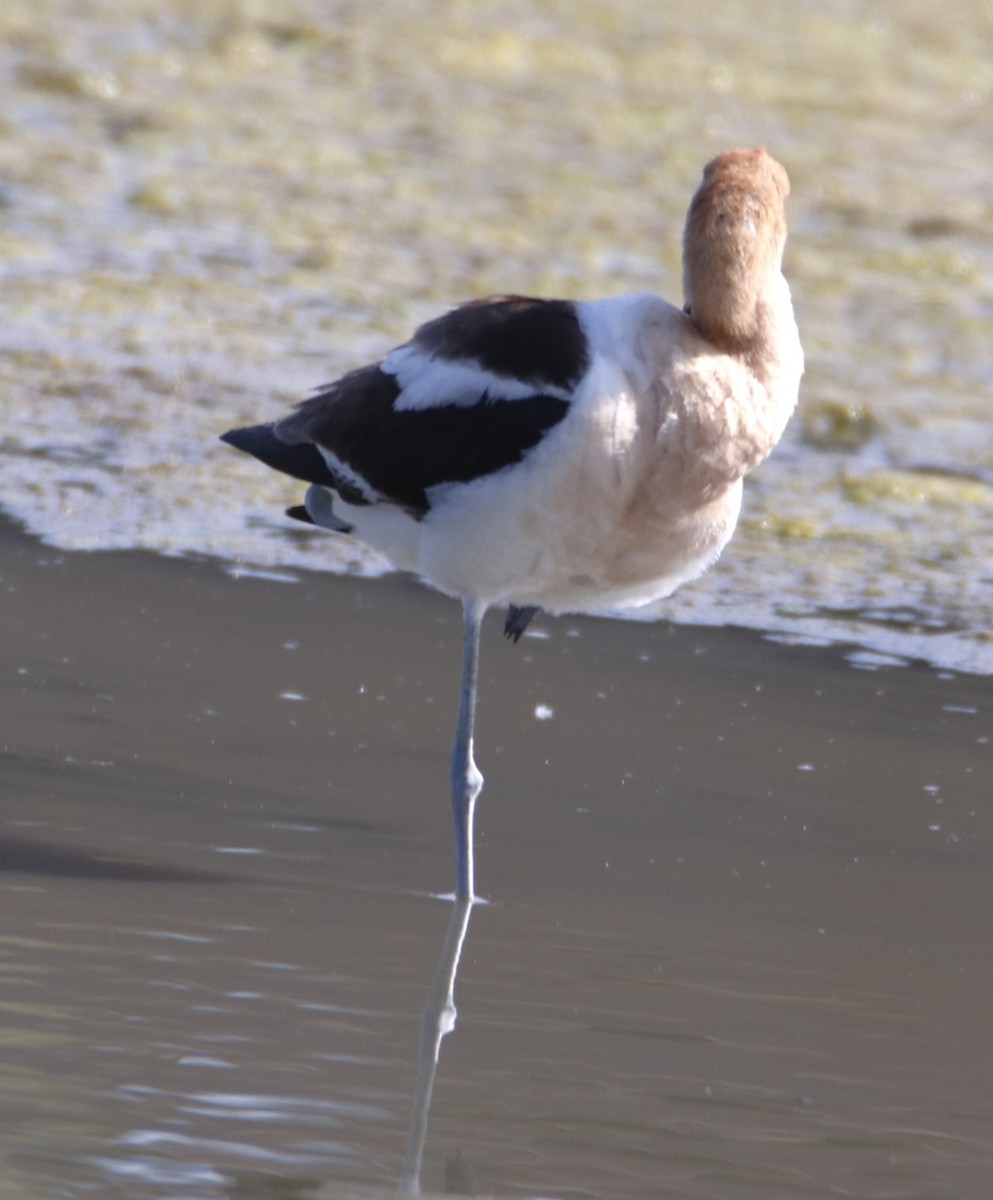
[221,146,803,901]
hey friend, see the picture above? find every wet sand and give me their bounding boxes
[2,515,991,1199]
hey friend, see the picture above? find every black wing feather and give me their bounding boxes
[280,364,569,514]
[220,424,337,486]
[412,296,589,390]
[224,297,587,516]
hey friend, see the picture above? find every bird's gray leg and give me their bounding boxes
[450,598,486,900]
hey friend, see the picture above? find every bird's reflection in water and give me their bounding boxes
[398,896,476,1196]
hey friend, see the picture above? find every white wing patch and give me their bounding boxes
[317,445,382,503]
[384,344,575,412]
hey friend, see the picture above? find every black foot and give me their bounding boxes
[504,604,541,643]
[286,505,315,525]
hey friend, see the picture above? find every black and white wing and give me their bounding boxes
[222,295,591,518]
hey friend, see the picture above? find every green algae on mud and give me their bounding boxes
[1,0,992,670]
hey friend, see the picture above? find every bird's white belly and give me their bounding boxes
[339,454,743,615]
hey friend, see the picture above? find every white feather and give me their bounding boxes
[317,445,382,503]
[383,344,574,412]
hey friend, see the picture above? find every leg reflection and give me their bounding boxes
[398,896,476,1195]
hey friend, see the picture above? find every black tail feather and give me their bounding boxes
[220,424,338,487]
[285,504,314,525]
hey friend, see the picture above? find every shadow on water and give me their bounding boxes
[0,833,233,883]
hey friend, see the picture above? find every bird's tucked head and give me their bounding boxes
[682,146,791,353]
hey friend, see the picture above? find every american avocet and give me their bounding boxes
[222,146,803,900]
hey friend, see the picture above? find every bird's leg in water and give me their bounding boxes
[450,598,486,900]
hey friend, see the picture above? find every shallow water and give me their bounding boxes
[2,520,992,1198]
[1,0,992,670]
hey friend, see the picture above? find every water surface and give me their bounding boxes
[2,521,991,1198]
